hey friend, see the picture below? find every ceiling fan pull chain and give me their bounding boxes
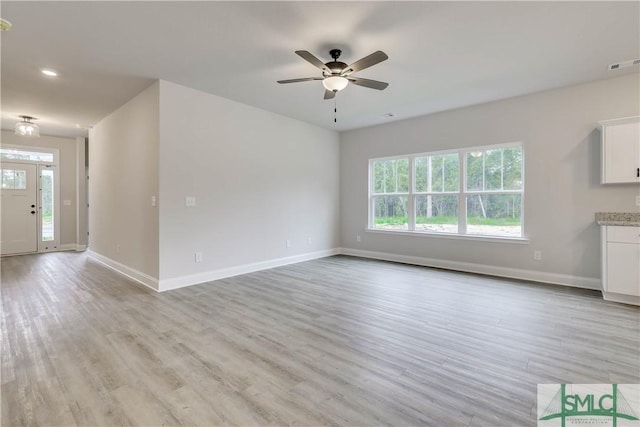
[334,97,337,123]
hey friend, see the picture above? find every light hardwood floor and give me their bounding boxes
[1,252,639,426]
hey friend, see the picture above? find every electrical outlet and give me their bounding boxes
[356,235,361,242]
[151,195,157,207]
[195,252,203,263]
[185,196,196,207]
[307,237,312,246]
[286,240,292,248]
[533,250,542,261]
[116,244,121,254]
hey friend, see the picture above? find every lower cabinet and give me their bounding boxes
[601,226,640,305]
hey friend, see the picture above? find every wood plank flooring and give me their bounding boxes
[1,252,639,426]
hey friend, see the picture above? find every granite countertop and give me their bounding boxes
[595,212,640,227]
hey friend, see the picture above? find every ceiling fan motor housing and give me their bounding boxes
[325,49,348,75]
[324,61,348,76]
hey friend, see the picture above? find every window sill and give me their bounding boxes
[365,228,530,244]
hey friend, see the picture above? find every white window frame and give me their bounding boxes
[368,142,525,241]
[368,154,412,231]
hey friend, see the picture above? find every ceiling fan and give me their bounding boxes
[278,49,389,100]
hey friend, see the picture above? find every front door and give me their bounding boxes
[1,163,38,255]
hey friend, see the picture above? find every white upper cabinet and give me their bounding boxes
[598,117,640,184]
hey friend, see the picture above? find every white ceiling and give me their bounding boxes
[1,1,638,139]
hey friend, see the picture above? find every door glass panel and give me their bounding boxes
[1,169,28,189]
[2,169,15,189]
[41,169,54,241]
[14,170,27,189]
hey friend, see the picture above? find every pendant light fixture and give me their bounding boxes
[15,116,40,137]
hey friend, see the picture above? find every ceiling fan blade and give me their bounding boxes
[342,51,388,75]
[347,77,389,90]
[277,77,323,84]
[324,90,336,100]
[295,50,330,73]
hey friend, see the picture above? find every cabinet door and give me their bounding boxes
[604,122,640,183]
[607,241,640,296]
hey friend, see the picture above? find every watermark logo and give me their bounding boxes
[538,384,640,427]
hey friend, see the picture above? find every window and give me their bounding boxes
[371,158,410,230]
[369,143,524,238]
[0,148,53,162]
[415,153,459,233]
[465,146,523,237]
[1,169,27,190]
[41,169,54,242]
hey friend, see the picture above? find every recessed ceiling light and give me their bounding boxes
[0,19,11,31]
[41,69,58,77]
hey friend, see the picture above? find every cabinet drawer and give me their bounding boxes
[607,226,640,244]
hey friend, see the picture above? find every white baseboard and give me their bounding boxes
[340,247,601,290]
[85,245,600,294]
[87,250,159,291]
[59,243,87,252]
[159,248,341,292]
[602,291,640,306]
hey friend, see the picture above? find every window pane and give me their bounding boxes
[466,194,522,237]
[415,195,458,233]
[484,149,503,190]
[503,146,523,190]
[466,152,483,191]
[441,154,459,192]
[415,157,428,192]
[14,170,27,189]
[467,146,523,192]
[373,159,409,194]
[2,169,15,189]
[415,154,459,193]
[373,195,408,230]
[41,170,54,242]
[0,148,53,162]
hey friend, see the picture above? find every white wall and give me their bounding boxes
[0,130,84,248]
[88,82,160,282]
[340,74,640,284]
[158,80,340,286]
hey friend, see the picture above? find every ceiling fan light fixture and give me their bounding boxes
[0,18,11,31]
[322,76,348,92]
[15,116,40,137]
